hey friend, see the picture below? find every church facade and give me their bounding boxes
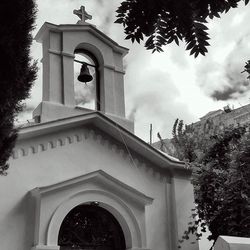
[0,7,198,250]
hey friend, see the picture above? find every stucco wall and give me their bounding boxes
[0,125,197,250]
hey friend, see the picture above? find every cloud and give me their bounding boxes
[197,31,250,102]
[74,80,96,106]
[211,82,250,101]
[169,43,190,68]
[193,2,250,104]
[22,104,36,113]
[127,106,137,121]
[125,59,194,140]
[210,69,250,101]
[98,9,114,35]
[25,0,250,142]
[15,101,37,124]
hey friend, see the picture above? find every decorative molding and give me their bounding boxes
[39,143,47,152]
[31,246,59,250]
[57,138,65,147]
[103,64,125,74]
[11,130,87,160]
[30,170,152,249]
[11,127,168,181]
[48,49,75,58]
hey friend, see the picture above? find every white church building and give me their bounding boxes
[0,7,198,250]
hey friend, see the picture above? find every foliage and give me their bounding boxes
[171,119,197,162]
[170,120,250,249]
[115,0,249,57]
[242,60,250,79]
[0,0,37,175]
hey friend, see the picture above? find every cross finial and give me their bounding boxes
[73,6,92,24]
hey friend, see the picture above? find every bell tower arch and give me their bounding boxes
[33,6,133,132]
[74,49,100,110]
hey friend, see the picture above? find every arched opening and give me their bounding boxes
[58,204,126,250]
[74,49,100,111]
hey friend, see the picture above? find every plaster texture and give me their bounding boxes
[0,114,198,250]
[33,22,133,132]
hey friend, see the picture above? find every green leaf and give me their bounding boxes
[190,47,197,56]
[213,12,221,18]
[167,36,174,44]
[146,43,155,50]
[156,46,164,52]
[194,22,209,30]
[116,13,124,18]
[174,36,179,46]
[125,34,133,40]
[199,50,205,56]
[200,40,210,46]
[114,18,124,24]
[145,36,154,47]
[135,35,141,44]
[186,40,196,51]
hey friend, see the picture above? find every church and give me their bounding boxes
[0,7,198,250]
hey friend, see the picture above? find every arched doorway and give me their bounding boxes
[58,204,126,250]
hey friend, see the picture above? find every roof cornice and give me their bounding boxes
[16,112,190,176]
[35,22,129,56]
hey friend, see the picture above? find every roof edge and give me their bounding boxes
[16,112,189,175]
[35,22,129,56]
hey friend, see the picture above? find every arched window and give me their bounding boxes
[74,50,100,110]
[58,204,126,250]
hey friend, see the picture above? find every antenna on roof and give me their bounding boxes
[150,124,152,145]
[223,105,232,113]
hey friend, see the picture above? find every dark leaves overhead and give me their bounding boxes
[115,0,249,57]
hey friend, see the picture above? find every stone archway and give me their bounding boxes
[58,204,126,250]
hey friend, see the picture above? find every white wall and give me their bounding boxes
[0,125,198,250]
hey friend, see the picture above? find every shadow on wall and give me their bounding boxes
[4,193,36,250]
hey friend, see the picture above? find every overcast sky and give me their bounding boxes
[21,0,250,143]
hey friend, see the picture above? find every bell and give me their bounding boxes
[77,63,93,83]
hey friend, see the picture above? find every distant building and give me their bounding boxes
[153,103,250,157]
[191,104,250,136]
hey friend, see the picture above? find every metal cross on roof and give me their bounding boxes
[73,6,92,24]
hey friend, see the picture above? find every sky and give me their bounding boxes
[20,0,250,143]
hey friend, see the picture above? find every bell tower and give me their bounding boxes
[33,6,133,132]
